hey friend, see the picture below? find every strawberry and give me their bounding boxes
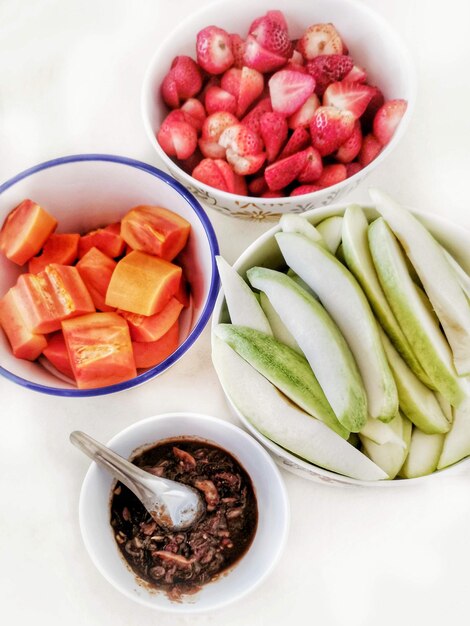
[180,98,206,132]
[249,12,292,59]
[198,137,226,159]
[305,54,353,96]
[260,10,289,32]
[196,26,234,75]
[259,112,288,162]
[290,184,322,196]
[310,106,355,156]
[192,158,236,192]
[157,115,197,160]
[265,150,309,190]
[361,85,385,131]
[288,94,320,129]
[261,190,286,198]
[227,152,266,176]
[237,67,264,118]
[359,133,382,166]
[269,69,315,117]
[323,82,373,119]
[248,175,268,196]
[230,33,245,68]
[297,23,344,60]
[343,64,367,83]
[345,162,362,177]
[243,35,287,73]
[220,68,242,98]
[335,121,362,163]
[204,86,237,115]
[316,163,347,188]
[241,97,272,134]
[233,172,248,195]
[161,56,203,108]
[297,146,323,183]
[278,126,311,159]
[201,112,238,142]
[218,124,263,156]
[373,99,407,145]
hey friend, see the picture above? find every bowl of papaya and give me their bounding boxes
[0,154,219,396]
[211,191,470,485]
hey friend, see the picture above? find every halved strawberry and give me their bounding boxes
[180,99,206,132]
[310,106,355,156]
[218,124,263,156]
[230,33,245,68]
[243,36,286,73]
[287,94,320,129]
[259,112,288,162]
[305,54,353,96]
[201,112,238,142]
[157,114,197,160]
[241,97,272,134]
[204,86,237,115]
[335,120,362,163]
[323,82,373,119]
[278,126,311,159]
[161,56,203,108]
[196,26,234,75]
[198,138,226,159]
[297,23,344,60]
[359,133,382,166]
[192,158,235,192]
[361,85,385,131]
[237,67,264,118]
[316,163,347,188]
[373,99,407,145]
[220,68,242,98]
[249,12,292,59]
[269,69,315,117]
[297,146,323,183]
[226,152,266,176]
[290,184,322,196]
[343,64,367,83]
[265,150,309,190]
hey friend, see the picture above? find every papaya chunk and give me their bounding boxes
[132,321,179,369]
[0,287,47,360]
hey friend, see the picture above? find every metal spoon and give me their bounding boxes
[70,431,205,531]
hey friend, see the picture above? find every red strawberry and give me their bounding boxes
[198,137,226,159]
[290,184,322,196]
[279,126,311,159]
[233,172,248,195]
[323,82,373,119]
[248,175,268,196]
[336,120,362,163]
[196,26,234,75]
[297,23,344,60]
[359,133,382,166]
[269,70,315,117]
[343,64,367,83]
[243,35,287,73]
[305,54,353,96]
[218,124,262,156]
[201,112,238,142]
[228,152,266,176]
[192,158,235,192]
[310,106,355,156]
[288,94,320,129]
[345,162,362,177]
[249,12,292,59]
[259,10,289,32]
[373,99,407,145]
[237,67,264,118]
[230,33,245,68]
[361,85,385,131]
[297,146,323,183]
[180,98,206,132]
[204,86,237,115]
[316,164,347,188]
[259,112,288,162]
[221,68,242,98]
[265,150,309,190]
[161,56,203,108]
[241,97,272,134]
[157,115,197,160]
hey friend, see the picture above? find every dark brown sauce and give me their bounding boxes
[110,439,258,600]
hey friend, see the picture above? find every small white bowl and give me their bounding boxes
[78,412,290,612]
[211,202,470,486]
[0,154,219,397]
[142,0,416,220]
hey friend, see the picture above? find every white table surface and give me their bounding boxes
[2,1,470,624]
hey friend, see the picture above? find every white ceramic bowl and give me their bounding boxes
[142,0,415,220]
[211,202,470,486]
[78,412,290,612]
[0,154,219,397]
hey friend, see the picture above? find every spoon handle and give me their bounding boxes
[70,430,153,502]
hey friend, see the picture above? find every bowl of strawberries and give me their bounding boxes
[142,0,415,219]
